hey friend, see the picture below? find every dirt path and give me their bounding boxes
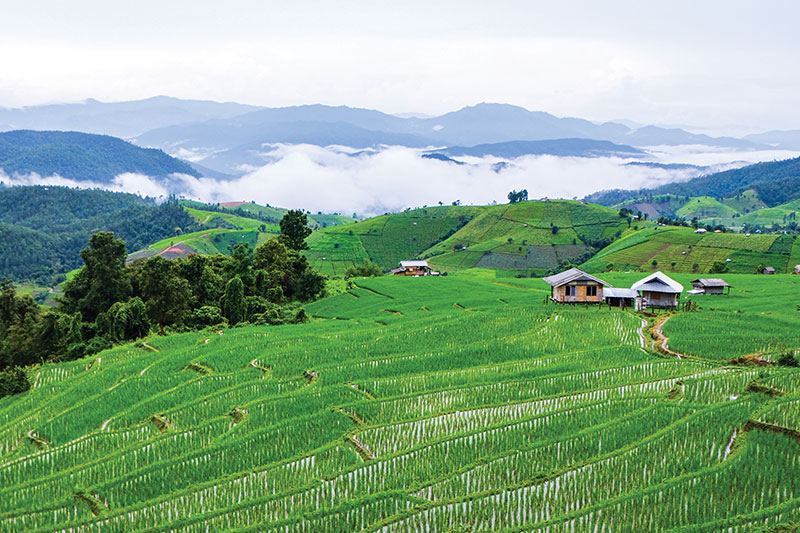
[650,315,685,359]
[201,214,211,224]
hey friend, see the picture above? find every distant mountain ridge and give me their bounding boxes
[0,96,259,138]
[0,97,773,175]
[586,156,800,209]
[0,130,199,182]
[429,138,644,159]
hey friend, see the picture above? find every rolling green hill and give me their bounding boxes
[675,196,740,220]
[735,198,800,227]
[180,200,357,229]
[1,273,798,530]
[583,225,800,274]
[305,200,630,276]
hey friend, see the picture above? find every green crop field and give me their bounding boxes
[1,272,799,531]
[583,225,799,274]
[306,200,629,276]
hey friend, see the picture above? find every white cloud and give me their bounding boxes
[4,145,797,217]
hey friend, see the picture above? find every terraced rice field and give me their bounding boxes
[1,274,798,531]
[584,226,799,274]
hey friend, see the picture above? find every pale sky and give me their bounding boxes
[2,1,799,132]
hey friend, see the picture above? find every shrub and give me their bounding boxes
[185,306,227,329]
[778,351,799,367]
[0,367,30,399]
[345,261,383,279]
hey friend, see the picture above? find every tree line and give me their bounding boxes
[0,210,325,398]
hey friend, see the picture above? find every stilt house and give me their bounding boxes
[689,278,731,295]
[632,271,683,309]
[543,268,609,303]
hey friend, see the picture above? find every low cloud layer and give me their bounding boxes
[2,145,797,217]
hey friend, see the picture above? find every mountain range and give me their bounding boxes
[0,97,780,176]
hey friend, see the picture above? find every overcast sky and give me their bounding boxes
[2,1,799,133]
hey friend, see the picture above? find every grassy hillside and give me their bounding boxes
[1,273,798,530]
[306,200,629,276]
[128,207,280,262]
[583,225,800,274]
[735,198,800,227]
[181,200,357,229]
[675,196,739,220]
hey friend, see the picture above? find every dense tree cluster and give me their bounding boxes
[507,189,528,203]
[0,210,326,397]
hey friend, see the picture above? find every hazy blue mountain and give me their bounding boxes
[131,100,765,166]
[420,153,466,164]
[405,103,631,146]
[624,162,707,171]
[0,96,261,138]
[430,138,644,159]
[0,130,200,182]
[618,125,758,149]
[136,120,439,174]
[744,129,800,150]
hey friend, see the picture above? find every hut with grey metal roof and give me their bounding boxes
[632,271,683,309]
[689,278,731,295]
[543,268,610,304]
[603,287,639,309]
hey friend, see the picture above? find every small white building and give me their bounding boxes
[632,271,683,309]
[694,228,707,234]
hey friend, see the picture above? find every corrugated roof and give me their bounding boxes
[632,271,683,293]
[604,288,637,298]
[691,278,730,288]
[399,260,429,268]
[542,268,610,287]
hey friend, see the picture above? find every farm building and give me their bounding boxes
[689,278,731,295]
[603,288,639,309]
[762,266,776,275]
[543,268,609,304]
[795,265,800,274]
[391,260,437,276]
[694,228,707,234]
[632,271,683,309]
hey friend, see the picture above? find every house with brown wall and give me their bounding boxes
[543,268,609,303]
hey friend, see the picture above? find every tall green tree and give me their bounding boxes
[278,210,312,251]
[221,276,246,325]
[62,232,131,322]
[138,257,190,335]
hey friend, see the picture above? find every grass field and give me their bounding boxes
[1,272,798,531]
